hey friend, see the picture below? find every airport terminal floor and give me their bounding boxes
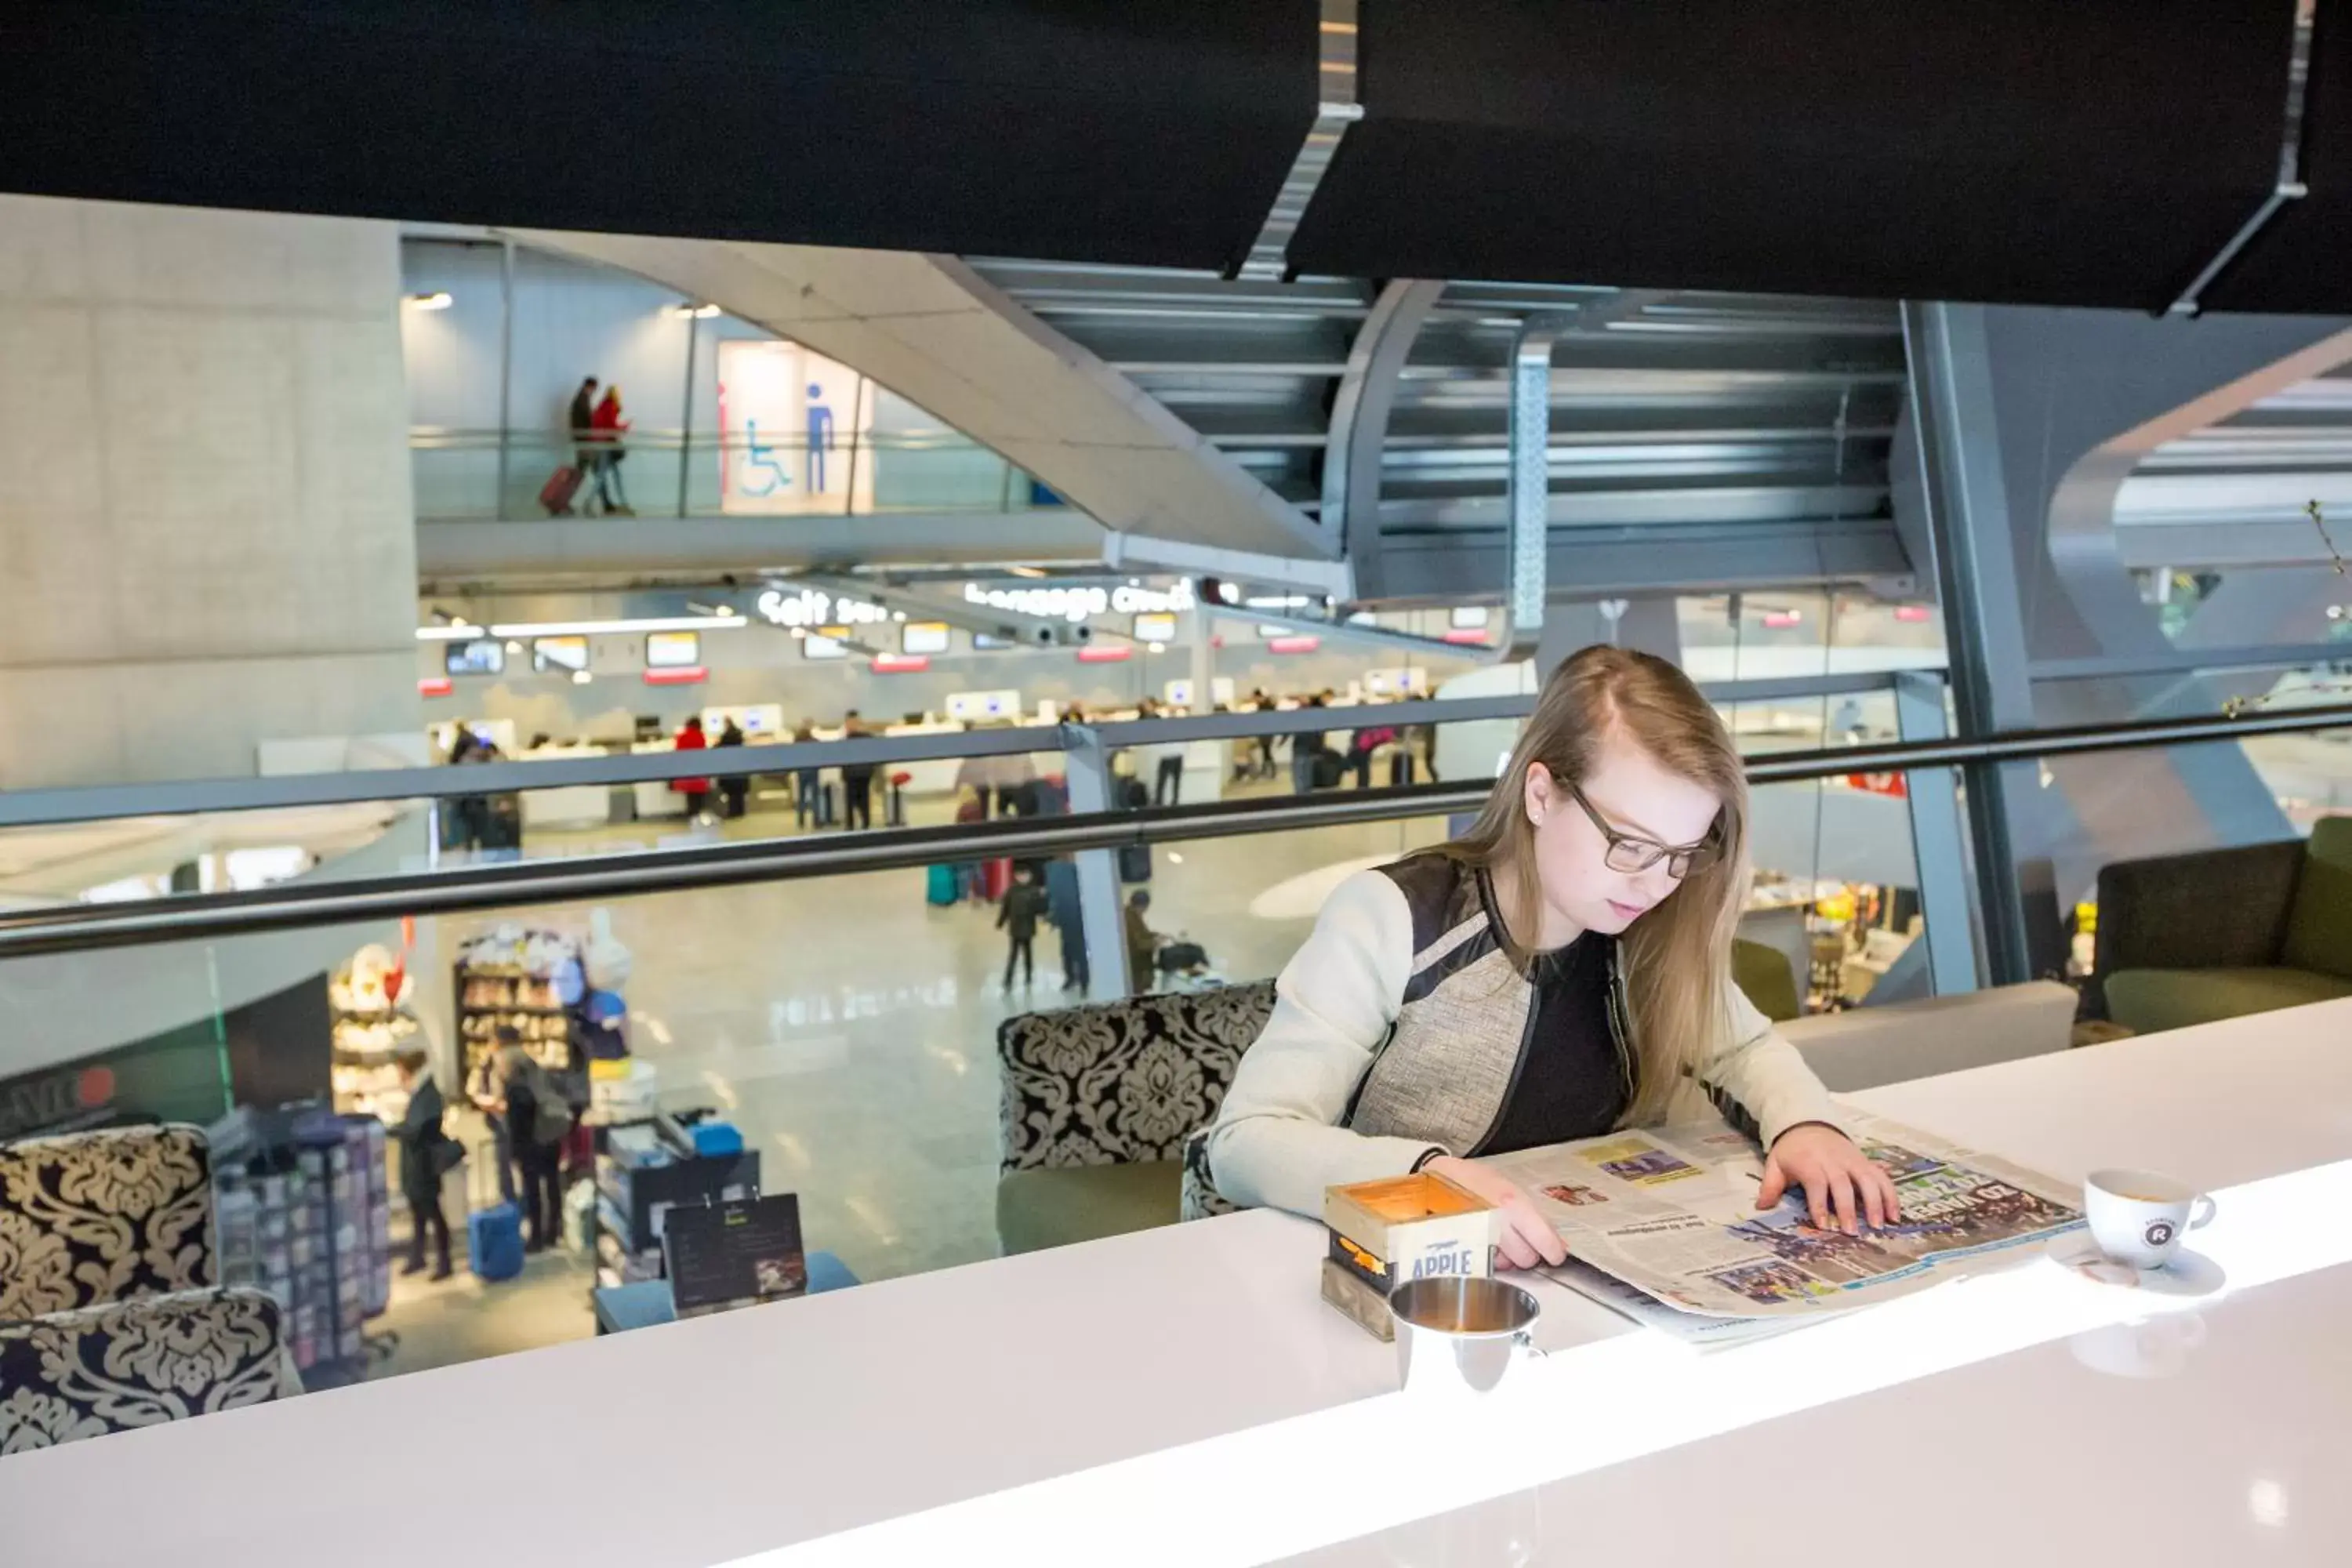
[372,799,1448,1377]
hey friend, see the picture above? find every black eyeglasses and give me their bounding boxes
[1564,782,1722,880]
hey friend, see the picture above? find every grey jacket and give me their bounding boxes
[1204,854,1841,1218]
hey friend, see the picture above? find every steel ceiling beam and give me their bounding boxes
[1324,278,1444,590]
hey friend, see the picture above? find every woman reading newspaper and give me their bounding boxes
[1200,645,1900,1269]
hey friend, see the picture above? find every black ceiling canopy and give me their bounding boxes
[0,1,1317,270]
[1288,2,2307,313]
[5,2,2347,314]
[2202,1,2352,312]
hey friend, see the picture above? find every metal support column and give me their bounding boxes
[1892,670,1982,993]
[1899,302,2037,985]
[1059,725,1131,1000]
[1503,314,1570,661]
[495,238,515,517]
[677,306,699,518]
[1189,608,1216,712]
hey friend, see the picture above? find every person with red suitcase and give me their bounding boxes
[541,375,600,516]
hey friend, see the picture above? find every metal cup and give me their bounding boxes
[1389,1276,1544,1398]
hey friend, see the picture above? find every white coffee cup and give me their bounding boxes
[2083,1167,2215,1271]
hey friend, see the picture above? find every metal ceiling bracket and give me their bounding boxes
[2169,0,2318,318]
[1502,291,1671,661]
[1236,0,1361,281]
[1501,313,1572,660]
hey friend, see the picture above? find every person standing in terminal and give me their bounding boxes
[566,376,599,514]
[1203,646,1900,1261]
[1124,889,1160,994]
[1045,856,1087,990]
[1290,695,1330,795]
[392,1049,455,1280]
[590,383,634,515]
[839,710,878,831]
[716,717,749,819]
[790,720,824,827]
[997,866,1047,990]
[671,715,712,824]
[490,1036,572,1254]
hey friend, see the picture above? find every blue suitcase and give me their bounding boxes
[469,1203,525,1281]
[926,864,959,906]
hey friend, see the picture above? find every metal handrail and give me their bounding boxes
[411,426,994,453]
[3,700,2347,958]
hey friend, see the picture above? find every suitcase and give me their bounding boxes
[978,858,1012,902]
[927,864,960,906]
[1118,844,1152,883]
[539,465,583,515]
[468,1202,525,1282]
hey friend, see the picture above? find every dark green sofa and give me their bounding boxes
[2093,815,2352,1034]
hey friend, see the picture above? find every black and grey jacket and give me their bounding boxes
[1202,854,1840,1219]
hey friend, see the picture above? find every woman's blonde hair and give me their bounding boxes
[1441,644,1751,1125]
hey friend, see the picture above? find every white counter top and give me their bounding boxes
[6,1001,2349,1567]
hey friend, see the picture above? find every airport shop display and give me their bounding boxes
[209,1104,393,1388]
[328,943,422,1122]
[1490,1111,2084,1335]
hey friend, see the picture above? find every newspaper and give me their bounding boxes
[1539,1256,1804,1349]
[1488,1109,2084,1320]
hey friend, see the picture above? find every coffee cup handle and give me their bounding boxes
[2188,1196,2216,1232]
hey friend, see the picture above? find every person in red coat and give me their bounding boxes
[590,384,634,515]
[672,716,712,822]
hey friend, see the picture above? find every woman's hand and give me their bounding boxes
[1757,1123,1901,1235]
[1423,1156,1568,1271]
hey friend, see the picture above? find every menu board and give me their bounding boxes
[662,1194,806,1318]
[645,630,701,668]
[445,639,505,677]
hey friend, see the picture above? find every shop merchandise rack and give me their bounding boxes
[210,1104,393,1390]
[328,964,421,1122]
[592,1113,760,1290]
[454,927,583,1087]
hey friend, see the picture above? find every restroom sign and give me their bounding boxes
[717,340,872,514]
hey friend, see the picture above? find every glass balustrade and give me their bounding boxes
[408,429,1047,521]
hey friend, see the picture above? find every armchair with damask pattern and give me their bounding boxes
[0,1287,293,1454]
[995,981,1273,1254]
[0,1124,218,1323]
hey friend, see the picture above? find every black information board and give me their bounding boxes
[662,1194,805,1316]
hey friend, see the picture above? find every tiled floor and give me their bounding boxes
[372,792,1449,1378]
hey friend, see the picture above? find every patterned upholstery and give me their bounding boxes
[998,982,1275,1174]
[0,1125,217,1323]
[0,1287,291,1454]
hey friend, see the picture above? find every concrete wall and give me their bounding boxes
[0,195,422,789]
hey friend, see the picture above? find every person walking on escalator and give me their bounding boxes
[590,383,634,515]
[566,376,599,515]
